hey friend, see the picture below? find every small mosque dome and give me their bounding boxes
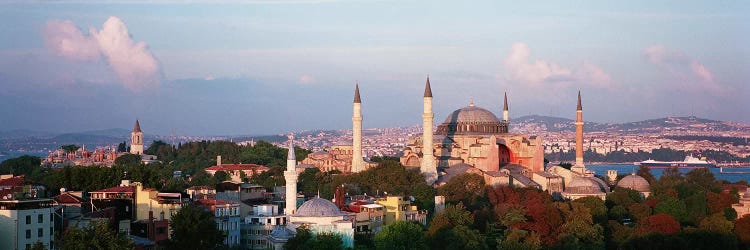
[616,174,650,193]
[566,177,607,194]
[295,198,343,217]
[269,226,295,239]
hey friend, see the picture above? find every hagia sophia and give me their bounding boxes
[297,76,656,201]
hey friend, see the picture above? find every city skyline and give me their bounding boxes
[1,1,748,135]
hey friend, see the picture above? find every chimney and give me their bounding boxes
[217,155,222,166]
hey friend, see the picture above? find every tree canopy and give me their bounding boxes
[168,205,224,250]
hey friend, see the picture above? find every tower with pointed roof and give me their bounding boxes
[351,83,365,173]
[130,119,143,155]
[572,90,586,173]
[421,76,437,184]
[284,134,298,215]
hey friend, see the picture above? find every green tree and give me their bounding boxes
[29,241,46,250]
[212,171,230,183]
[114,154,142,167]
[285,227,312,250]
[60,144,80,153]
[654,198,688,224]
[117,141,127,152]
[636,165,657,184]
[573,196,608,226]
[61,220,133,250]
[437,173,487,210]
[285,228,344,250]
[374,221,427,250]
[698,212,733,234]
[685,168,720,192]
[557,202,605,249]
[427,203,486,250]
[0,155,42,178]
[146,140,167,154]
[168,205,224,250]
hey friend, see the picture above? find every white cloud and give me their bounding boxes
[298,74,315,84]
[503,43,613,88]
[42,16,161,91]
[643,45,726,96]
[42,20,101,61]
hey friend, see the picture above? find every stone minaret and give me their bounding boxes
[421,76,437,184]
[130,119,143,155]
[351,83,365,173]
[573,90,585,173]
[503,91,509,122]
[284,134,298,215]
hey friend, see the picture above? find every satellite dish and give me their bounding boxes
[409,196,415,202]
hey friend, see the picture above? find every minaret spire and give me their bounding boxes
[503,91,509,122]
[354,82,361,103]
[351,83,365,173]
[421,75,437,184]
[573,90,586,173]
[284,133,298,215]
[424,75,433,97]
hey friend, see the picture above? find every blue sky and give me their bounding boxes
[0,1,748,135]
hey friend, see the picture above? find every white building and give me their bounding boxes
[244,204,287,249]
[0,197,55,250]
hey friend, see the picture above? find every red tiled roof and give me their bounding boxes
[197,199,237,206]
[205,164,269,172]
[90,186,135,193]
[0,176,26,187]
[54,193,84,204]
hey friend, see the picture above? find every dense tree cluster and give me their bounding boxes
[167,205,225,250]
[285,227,344,250]
[60,220,133,250]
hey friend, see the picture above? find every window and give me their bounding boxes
[38,214,43,223]
[25,244,30,250]
[26,215,31,224]
[38,228,43,237]
[26,229,31,239]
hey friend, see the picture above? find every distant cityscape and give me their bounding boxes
[4,115,747,164]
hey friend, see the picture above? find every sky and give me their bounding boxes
[0,0,748,136]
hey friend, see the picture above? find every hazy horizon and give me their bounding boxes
[1,1,748,135]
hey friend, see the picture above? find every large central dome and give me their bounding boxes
[436,105,508,135]
[442,106,501,124]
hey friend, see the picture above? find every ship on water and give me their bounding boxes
[636,155,716,168]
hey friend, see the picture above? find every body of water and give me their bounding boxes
[588,164,750,183]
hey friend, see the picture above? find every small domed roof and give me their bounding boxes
[617,174,650,193]
[442,106,501,124]
[269,226,295,239]
[566,177,607,194]
[294,198,343,217]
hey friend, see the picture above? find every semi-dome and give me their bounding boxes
[436,105,508,135]
[566,177,607,194]
[294,198,343,217]
[616,174,650,192]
